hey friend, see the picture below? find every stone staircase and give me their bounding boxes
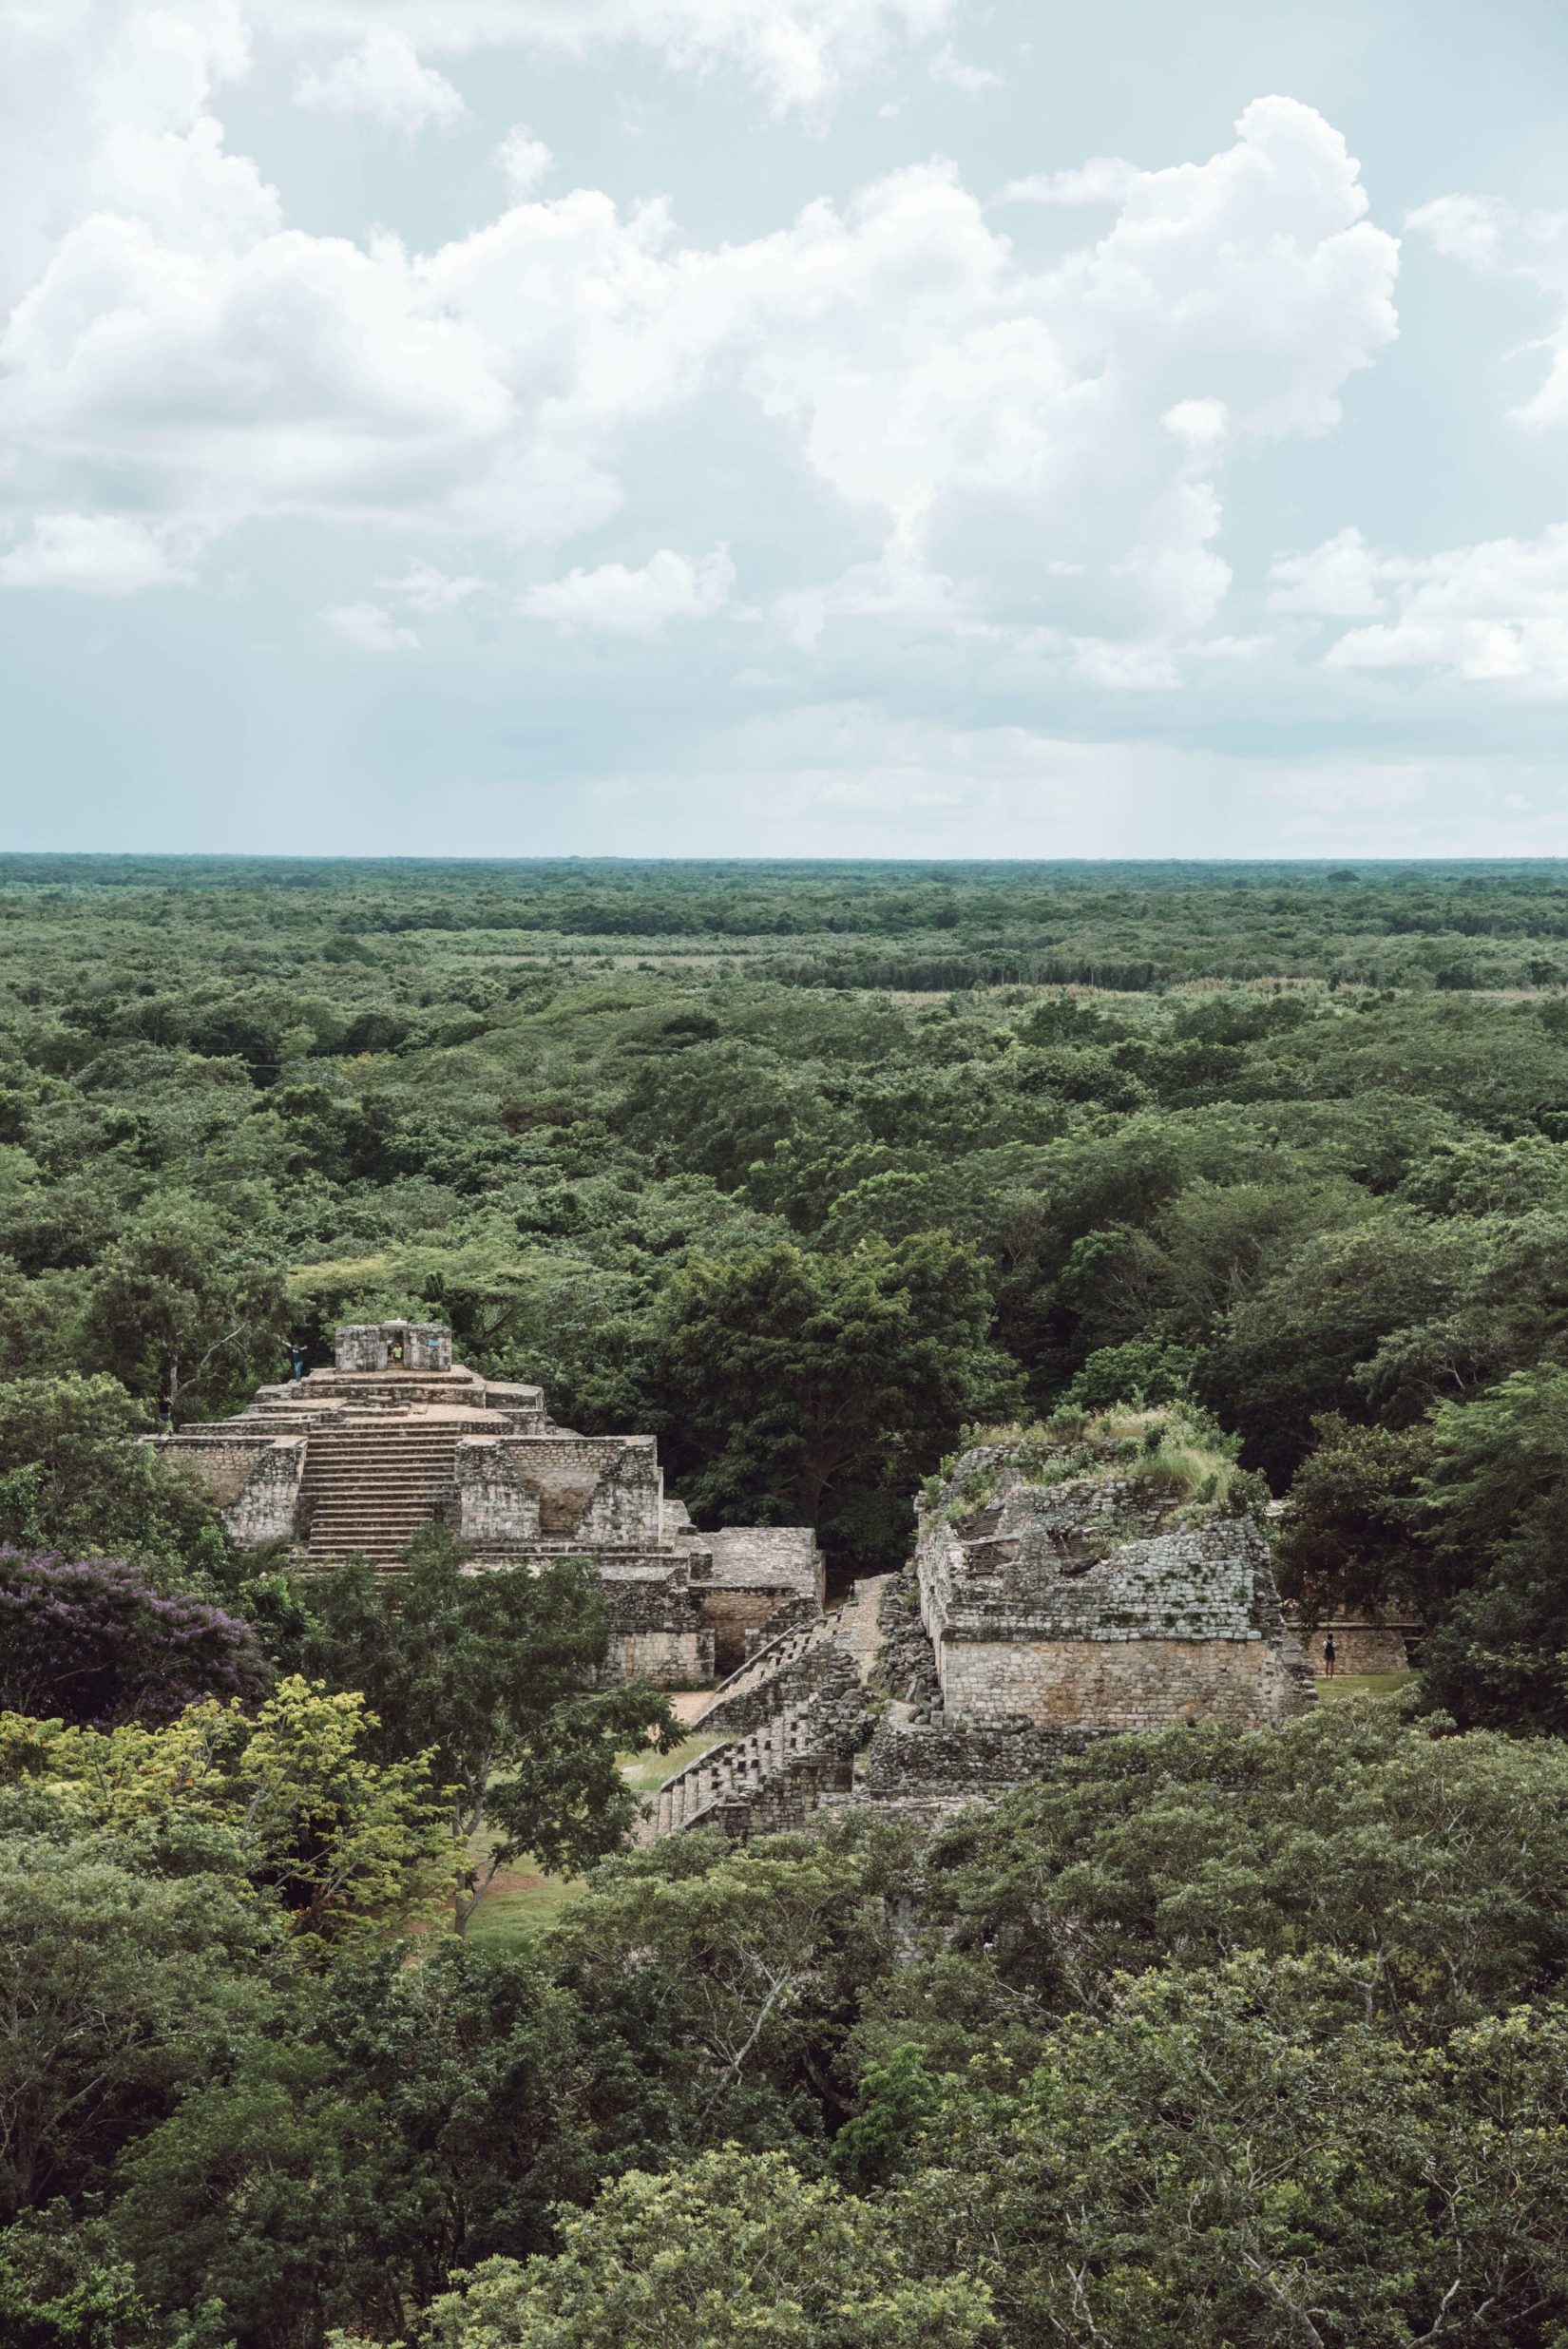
[300,1423,461,1564]
[647,1578,886,1842]
[687,1613,839,1737]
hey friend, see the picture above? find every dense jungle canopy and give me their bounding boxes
[8,855,1568,2346]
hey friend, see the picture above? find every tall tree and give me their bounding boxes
[300,1538,678,1932]
[650,1235,1020,1571]
[19,1678,452,1949]
[0,1840,271,2219]
[0,1375,231,1581]
[1416,1365,1568,1729]
[82,1203,288,1423]
[417,2149,995,2349]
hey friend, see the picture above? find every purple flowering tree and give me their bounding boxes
[0,1550,267,1728]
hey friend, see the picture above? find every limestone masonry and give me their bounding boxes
[648,1425,1314,1842]
[156,1346,1315,1836]
[152,1320,822,1687]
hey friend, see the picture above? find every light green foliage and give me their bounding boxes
[956,1401,1259,1521]
[418,2149,996,2348]
[0,2208,164,2348]
[12,1676,452,1944]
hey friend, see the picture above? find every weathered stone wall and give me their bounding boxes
[151,1432,277,1508]
[936,1630,1307,1729]
[697,1632,847,1739]
[701,1585,801,1677]
[335,1322,451,1373]
[576,1442,665,1546]
[150,1433,305,1541]
[607,1628,714,1686]
[222,1439,307,1543]
[859,1714,1092,1796]
[453,1440,543,1545]
[875,1567,942,1706]
[744,1592,821,1661]
[475,1436,662,1543]
[599,1572,714,1689]
[705,1528,824,1603]
[917,1454,1313,1734]
[1286,1613,1415,1674]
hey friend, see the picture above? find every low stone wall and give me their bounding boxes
[858,1714,1095,1802]
[937,1630,1311,1729]
[611,1628,714,1686]
[1287,1613,1415,1675]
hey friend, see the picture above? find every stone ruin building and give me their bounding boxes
[153,1321,822,1685]
[156,1345,1315,1844]
[648,1428,1315,1842]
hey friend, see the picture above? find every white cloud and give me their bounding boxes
[0,78,1396,702]
[1405,192,1512,273]
[729,98,1396,664]
[295,31,463,130]
[0,0,254,304]
[1269,525,1386,617]
[774,548,975,647]
[927,44,1000,95]
[0,513,192,593]
[268,0,958,117]
[1407,191,1568,427]
[1070,637,1180,689]
[520,544,735,634]
[996,157,1138,207]
[377,558,485,609]
[496,124,552,197]
[322,599,419,648]
[1273,522,1568,696]
[1326,527,1568,696]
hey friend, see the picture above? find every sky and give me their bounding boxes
[6,0,1568,860]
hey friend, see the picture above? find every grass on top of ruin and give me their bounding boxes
[938,1402,1265,1525]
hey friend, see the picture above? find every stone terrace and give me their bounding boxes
[152,1321,822,1689]
[643,1428,1313,1840]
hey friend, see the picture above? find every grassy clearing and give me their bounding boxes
[466,1871,586,1942]
[621,1732,720,1795]
[1318,1671,1417,1702]
[461,1735,722,1946]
